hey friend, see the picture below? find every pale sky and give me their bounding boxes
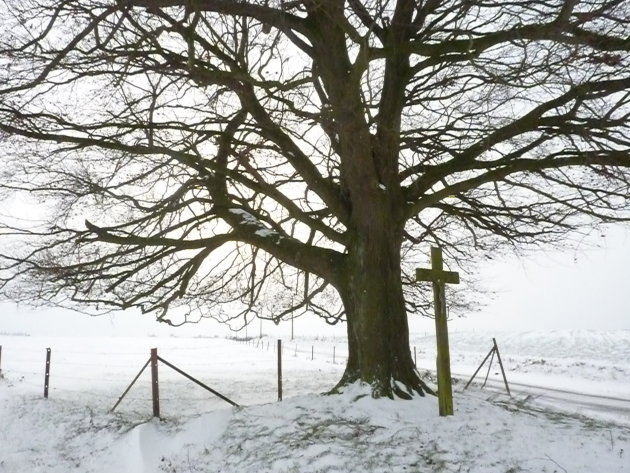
[1,225,629,338]
[449,224,630,333]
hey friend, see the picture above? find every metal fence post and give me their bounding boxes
[493,338,511,396]
[44,348,51,398]
[277,340,282,401]
[150,348,160,417]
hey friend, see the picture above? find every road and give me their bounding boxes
[456,374,630,425]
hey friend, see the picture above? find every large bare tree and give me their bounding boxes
[0,0,628,397]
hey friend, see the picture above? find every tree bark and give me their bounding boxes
[333,195,434,399]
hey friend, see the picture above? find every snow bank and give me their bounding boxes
[0,332,628,472]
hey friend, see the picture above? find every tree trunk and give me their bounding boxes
[333,198,434,399]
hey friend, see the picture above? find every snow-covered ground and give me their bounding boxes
[0,330,628,472]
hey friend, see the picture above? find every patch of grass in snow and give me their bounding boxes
[297,416,382,443]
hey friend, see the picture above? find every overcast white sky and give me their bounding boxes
[449,224,630,333]
[2,224,629,338]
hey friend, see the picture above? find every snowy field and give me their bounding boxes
[0,330,629,472]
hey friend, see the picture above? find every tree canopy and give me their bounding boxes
[0,0,628,397]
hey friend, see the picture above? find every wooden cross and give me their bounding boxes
[416,246,459,416]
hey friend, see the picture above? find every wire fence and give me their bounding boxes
[0,336,355,419]
[0,335,437,422]
[236,336,429,370]
[236,337,352,365]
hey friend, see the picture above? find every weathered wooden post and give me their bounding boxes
[150,348,160,418]
[43,348,51,398]
[416,247,459,416]
[0,345,3,378]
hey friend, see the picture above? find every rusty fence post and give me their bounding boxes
[44,348,51,398]
[277,340,282,401]
[150,348,160,418]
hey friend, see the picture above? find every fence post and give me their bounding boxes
[111,357,151,413]
[463,345,495,391]
[150,348,160,418]
[482,347,496,389]
[414,346,417,368]
[44,348,51,398]
[493,338,511,396]
[311,345,314,361]
[277,340,282,401]
[333,346,336,364]
[0,345,3,377]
